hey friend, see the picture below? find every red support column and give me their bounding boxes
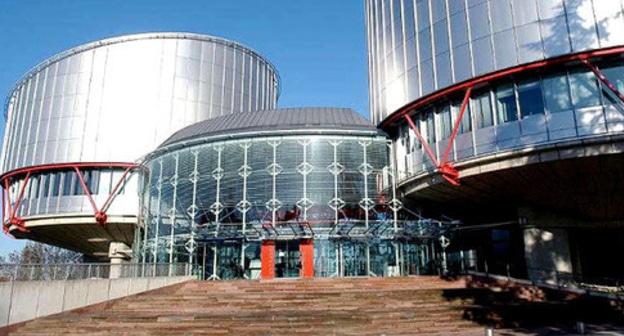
[299,239,314,279]
[261,240,275,280]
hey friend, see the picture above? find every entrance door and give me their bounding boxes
[275,240,300,278]
[199,242,244,280]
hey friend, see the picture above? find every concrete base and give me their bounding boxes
[0,276,193,328]
[520,208,575,284]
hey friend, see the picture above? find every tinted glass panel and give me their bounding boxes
[496,85,518,123]
[517,80,545,118]
[542,73,572,113]
[472,92,494,128]
[569,70,601,109]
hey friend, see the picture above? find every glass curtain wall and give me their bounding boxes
[395,61,624,180]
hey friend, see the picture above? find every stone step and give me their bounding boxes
[9,276,491,335]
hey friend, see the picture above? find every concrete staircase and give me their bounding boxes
[8,276,487,335]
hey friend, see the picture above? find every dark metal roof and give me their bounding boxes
[160,107,380,147]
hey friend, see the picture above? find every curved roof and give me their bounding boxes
[159,107,382,148]
[5,32,281,116]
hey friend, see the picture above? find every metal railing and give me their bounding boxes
[465,262,624,297]
[0,262,193,282]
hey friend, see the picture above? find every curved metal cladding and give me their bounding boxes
[365,0,624,189]
[0,32,279,252]
[138,108,433,278]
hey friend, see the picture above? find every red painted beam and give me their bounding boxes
[0,162,141,182]
[261,240,276,280]
[580,57,624,105]
[299,239,314,279]
[1,162,141,231]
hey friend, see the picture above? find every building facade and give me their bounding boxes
[1,33,280,257]
[365,0,624,282]
[137,108,455,279]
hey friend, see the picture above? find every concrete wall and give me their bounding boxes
[0,276,192,327]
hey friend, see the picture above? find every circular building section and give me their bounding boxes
[366,0,624,282]
[138,108,450,279]
[1,32,280,257]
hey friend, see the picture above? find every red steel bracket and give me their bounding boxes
[1,162,141,233]
[404,87,472,186]
[579,57,624,106]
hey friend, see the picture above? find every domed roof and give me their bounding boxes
[159,107,381,148]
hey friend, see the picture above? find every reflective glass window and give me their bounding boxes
[601,65,624,105]
[431,0,446,23]
[453,99,472,133]
[472,92,494,128]
[496,85,518,123]
[517,80,545,118]
[50,173,61,197]
[437,105,452,139]
[542,73,572,113]
[569,69,601,109]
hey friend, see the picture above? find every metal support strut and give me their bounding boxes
[1,162,140,234]
[579,57,624,106]
[404,87,472,186]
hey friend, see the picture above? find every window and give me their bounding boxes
[569,69,600,109]
[517,80,545,118]
[496,85,518,123]
[453,99,472,134]
[472,92,494,128]
[542,73,572,113]
[437,105,452,139]
[601,64,624,106]
[62,171,74,196]
[40,175,49,198]
[50,174,61,197]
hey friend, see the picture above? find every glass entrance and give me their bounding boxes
[342,240,368,276]
[199,241,244,280]
[275,240,300,278]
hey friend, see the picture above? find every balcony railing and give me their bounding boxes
[0,262,192,282]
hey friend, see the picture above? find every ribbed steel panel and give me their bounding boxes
[1,32,280,174]
[365,0,624,124]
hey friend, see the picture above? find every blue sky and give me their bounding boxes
[0,0,370,257]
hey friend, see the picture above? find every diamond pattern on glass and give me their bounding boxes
[238,165,252,178]
[189,171,199,183]
[358,198,375,211]
[327,162,345,175]
[328,197,346,210]
[266,163,283,176]
[186,205,198,218]
[185,239,197,253]
[167,207,177,219]
[211,167,224,180]
[210,202,223,215]
[296,198,314,211]
[265,198,282,211]
[169,175,178,187]
[358,163,373,176]
[236,200,252,213]
[297,162,314,175]
[388,198,403,212]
